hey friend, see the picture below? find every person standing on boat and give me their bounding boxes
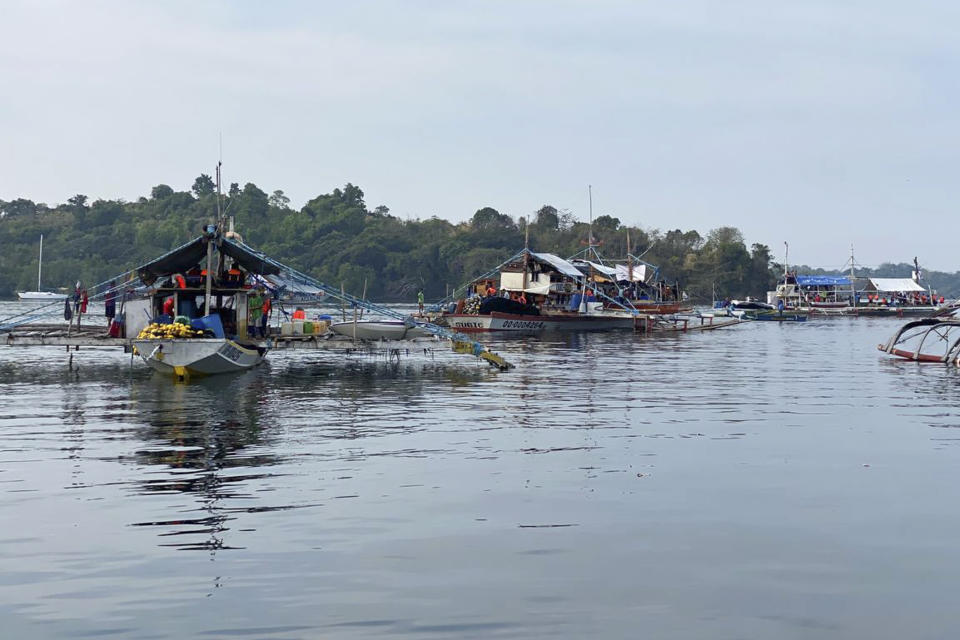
[72,281,82,328]
[248,289,264,338]
[417,290,425,314]
[777,298,784,315]
[105,281,116,327]
[260,293,272,337]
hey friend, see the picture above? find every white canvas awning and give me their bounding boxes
[499,272,552,295]
[615,264,648,283]
[866,278,925,293]
[529,252,583,278]
[571,259,618,277]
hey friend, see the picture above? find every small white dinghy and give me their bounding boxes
[329,320,432,341]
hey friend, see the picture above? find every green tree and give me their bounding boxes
[269,190,290,209]
[67,194,89,210]
[192,174,216,197]
[150,185,174,200]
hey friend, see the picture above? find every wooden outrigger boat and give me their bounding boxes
[442,249,640,333]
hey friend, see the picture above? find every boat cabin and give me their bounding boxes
[122,231,282,342]
[498,252,584,309]
[772,273,854,308]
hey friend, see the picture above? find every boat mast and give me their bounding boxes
[849,243,857,307]
[627,228,633,286]
[204,161,221,315]
[784,241,789,277]
[522,221,529,293]
[914,256,933,304]
[580,185,593,313]
[37,234,43,291]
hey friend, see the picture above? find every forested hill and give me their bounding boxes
[1,178,957,302]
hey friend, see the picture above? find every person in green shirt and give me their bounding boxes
[248,289,263,337]
[417,290,425,314]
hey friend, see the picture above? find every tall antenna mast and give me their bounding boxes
[784,241,789,277]
[206,155,222,316]
[849,243,857,307]
[522,219,530,293]
[580,185,594,313]
[37,234,43,291]
[588,185,594,255]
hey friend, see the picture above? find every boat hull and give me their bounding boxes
[329,321,432,340]
[18,291,68,301]
[133,338,267,377]
[445,311,637,333]
[746,313,808,322]
[790,305,941,317]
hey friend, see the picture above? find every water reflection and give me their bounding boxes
[122,371,283,550]
[4,317,960,638]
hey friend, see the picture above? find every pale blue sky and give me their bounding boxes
[2,0,958,270]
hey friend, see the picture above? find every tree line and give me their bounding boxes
[1,178,957,302]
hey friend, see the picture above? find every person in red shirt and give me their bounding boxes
[261,295,272,336]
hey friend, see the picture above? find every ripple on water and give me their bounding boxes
[2,313,960,637]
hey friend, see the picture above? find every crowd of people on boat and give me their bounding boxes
[860,292,945,307]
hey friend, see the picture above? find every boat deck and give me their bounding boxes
[2,324,128,348]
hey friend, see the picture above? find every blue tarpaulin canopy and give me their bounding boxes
[796,275,851,286]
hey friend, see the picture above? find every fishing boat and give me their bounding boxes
[769,246,943,317]
[127,227,275,378]
[126,163,279,379]
[442,191,669,333]
[17,235,67,301]
[442,250,638,333]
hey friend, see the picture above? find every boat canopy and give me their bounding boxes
[615,264,648,283]
[136,235,281,285]
[136,237,208,285]
[796,275,851,286]
[571,259,618,277]
[221,238,282,277]
[529,252,583,278]
[864,278,925,293]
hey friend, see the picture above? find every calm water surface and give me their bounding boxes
[1,309,959,639]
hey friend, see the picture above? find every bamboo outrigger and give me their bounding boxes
[878,305,960,365]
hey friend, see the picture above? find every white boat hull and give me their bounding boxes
[329,321,432,340]
[18,291,68,301]
[445,311,637,333]
[133,338,267,377]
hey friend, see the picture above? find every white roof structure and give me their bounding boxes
[571,259,618,277]
[866,278,925,293]
[529,252,583,278]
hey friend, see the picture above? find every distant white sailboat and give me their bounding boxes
[18,235,67,301]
